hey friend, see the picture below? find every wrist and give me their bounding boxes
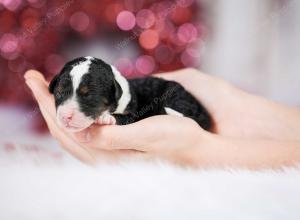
[184,130,218,167]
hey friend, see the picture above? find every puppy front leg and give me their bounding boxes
[95,112,116,125]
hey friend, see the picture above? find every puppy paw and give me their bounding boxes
[96,113,116,125]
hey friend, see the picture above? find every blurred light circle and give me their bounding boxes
[69,12,90,32]
[177,23,198,43]
[154,19,165,32]
[154,45,174,64]
[45,54,64,74]
[156,20,175,39]
[139,29,159,50]
[116,10,136,31]
[186,46,200,58]
[171,6,192,25]
[136,9,155,29]
[0,33,18,53]
[2,0,22,11]
[115,58,134,77]
[20,8,40,31]
[82,20,97,37]
[178,0,194,7]
[1,50,19,60]
[170,33,186,47]
[181,50,197,67]
[135,55,155,75]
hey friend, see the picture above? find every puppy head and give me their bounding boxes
[49,56,122,132]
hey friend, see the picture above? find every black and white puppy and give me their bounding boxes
[49,56,211,132]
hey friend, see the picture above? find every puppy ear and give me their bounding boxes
[48,74,60,94]
[113,79,122,101]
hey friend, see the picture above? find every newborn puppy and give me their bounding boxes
[49,56,211,132]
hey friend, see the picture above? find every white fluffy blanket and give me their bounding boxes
[0,107,300,220]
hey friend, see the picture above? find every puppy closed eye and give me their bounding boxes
[55,86,64,99]
[79,86,90,96]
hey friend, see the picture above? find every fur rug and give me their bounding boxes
[1,146,300,220]
[0,107,300,220]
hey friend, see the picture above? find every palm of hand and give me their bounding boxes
[24,70,202,164]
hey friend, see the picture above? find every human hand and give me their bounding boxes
[25,69,300,168]
[24,70,207,166]
[155,68,300,141]
[24,70,150,165]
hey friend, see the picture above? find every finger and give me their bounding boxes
[24,71,150,163]
[74,123,151,151]
[24,69,48,83]
[25,76,55,113]
[25,72,97,163]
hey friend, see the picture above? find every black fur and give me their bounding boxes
[115,77,211,130]
[49,57,212,130]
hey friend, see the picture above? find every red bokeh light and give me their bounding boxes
[139,29,159,50]
[0,0,204,132]
[70,12,90,32]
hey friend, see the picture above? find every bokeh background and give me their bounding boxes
[1,2,300,217]
[0,0,299,133]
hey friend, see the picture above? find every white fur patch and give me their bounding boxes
[70,56,93,92]
[164,107,184,117]
[56,97,94,132]
[111,65,131,114]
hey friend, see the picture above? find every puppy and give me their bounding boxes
[49,56,211,132]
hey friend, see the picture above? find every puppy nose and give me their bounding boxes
[62,112,73,123]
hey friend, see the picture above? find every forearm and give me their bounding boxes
[239,91,300,141]
[192,133,300,169]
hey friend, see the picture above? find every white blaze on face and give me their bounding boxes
[56,56,95,132]
[70,56,93,92]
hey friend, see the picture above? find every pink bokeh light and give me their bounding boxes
[136,9,155,29]
[115,58,134,77]
[116,10,136,31]
[177,23,198,43]
[69,12,90,32]
[1,0,22,11]
[0,33,20,60]
[0,33,18,53]
[135,55,155,75]
[181,49,197,67]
